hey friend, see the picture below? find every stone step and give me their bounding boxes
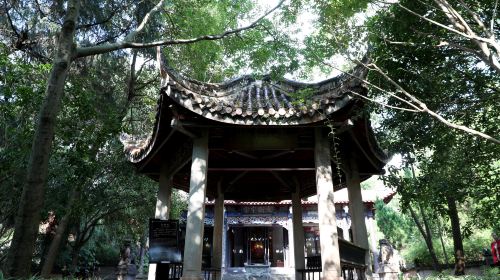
[221,267,294,280]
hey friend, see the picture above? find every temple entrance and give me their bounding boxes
[228,225,288,267]
[248,227,267,264]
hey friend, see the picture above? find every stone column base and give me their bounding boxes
[321,271,343,280]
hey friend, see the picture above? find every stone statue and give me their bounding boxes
[117,240,138,280]
[377,239,402,280]
[379,239,394,265]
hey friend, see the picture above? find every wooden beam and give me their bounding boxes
[270,171,294,192]
[292,175,301,194]
[230,150,259,160]
[217,130,300,150]
[261,150,295,160]
[180,121,346,128]
[228,171,249,185]
[138,130,174,172]
[153,141,193,178]
[335,118,354,134]
[348,130,379,172]
[171,118,199,138]
[208,167,315,171]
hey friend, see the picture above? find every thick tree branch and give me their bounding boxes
[93,21,135,45]
[135,76,158,91]
[396,3,477,41]
[316,52,500,144]
[436,40,481,56]
[317,57,422,111]
[408,205,427,241]
[433,0,500,71]
[77,6,120,30]
[392,1,500,72]
[410,27,482,56]
[456,0,491,37]
[492,0,499,35]
[33,0,47,17]
[434,0,469,33]
[348,90,420,112]
[125,0,167,42]
[76,0,285,58]
[135,57,153,78]
[126,51,137,105]
[3,1,20,38]
[367,63,500,144]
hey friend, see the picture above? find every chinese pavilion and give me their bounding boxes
[122,50,388,280]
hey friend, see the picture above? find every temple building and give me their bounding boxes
[183,189,395,271]
[122,50,388,280]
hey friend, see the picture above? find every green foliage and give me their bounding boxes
[403,238,447,267]
[0,46,158,271]
[375,199,415,249]
[160,0,304,81]
[76,227,120,266]
[170,190,188,220]
[0,46,51,259]
[355,1,500,268]
[288,87,316,105]
[0,272,42,280]
[402,229,492,266]
[422,267,499,280]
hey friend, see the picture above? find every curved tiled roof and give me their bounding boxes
[161,62,368,125]
[121,63,369,163]
[121,94,167,163]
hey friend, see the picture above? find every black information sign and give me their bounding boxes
[149,219,181,263]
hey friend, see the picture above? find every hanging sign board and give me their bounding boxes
[149,219,182,263]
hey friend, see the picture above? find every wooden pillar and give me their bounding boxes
[366,213,379,273]
[181,130,209,280]
[314,128,342,280]
[148,164,173,280]
[287,209,295,269]
[212,184,224,280]
[272,226,284,267]
[292,190,306,280]
[347,154,373,278]
[156,165,174,219]
[341,206,351,242]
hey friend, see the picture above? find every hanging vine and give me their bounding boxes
[326,116,344,186]
[291,87,344,186]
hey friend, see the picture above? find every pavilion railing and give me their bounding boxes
[202,267,221,280]
[155,263,220,280]
[297,239,367,280]
[156,262,183,280]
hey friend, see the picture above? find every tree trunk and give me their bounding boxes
[70,245,82,275]
[41,187,80,278]
[137,233,147,276]
[419,204,441,270]
[408,204,441,271]
[437,218,450,265]
[4,0,80,277]
[446,196,465,275]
